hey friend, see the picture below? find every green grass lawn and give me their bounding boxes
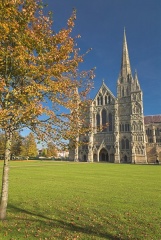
[0,161,161,240]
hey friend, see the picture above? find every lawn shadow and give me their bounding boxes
[7,204,122,240]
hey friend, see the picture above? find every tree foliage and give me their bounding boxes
[0,131,23,157]
[0,0,93,143]
[46,142,58,157]
[40,143,58,158]
[20,132,37,157]
[0,0,94,219]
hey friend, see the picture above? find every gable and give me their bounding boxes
[93,82,116,106]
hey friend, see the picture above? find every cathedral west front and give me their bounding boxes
[69,31,161,164]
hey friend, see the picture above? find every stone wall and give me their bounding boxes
[146,143,161,163]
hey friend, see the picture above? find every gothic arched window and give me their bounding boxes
[101,96,103,105]
[108,96,111,104]
[105,96,107,104]
[125,124,130,132]
[97,95,103,106]
[122,87,124,97]
[126,139,129,149]
[121,138,129,150]
[97,97,99,106]
[93,114,95,129]
[102,109,107,132]
[155,128,161,137]
[121,139,125,149]
[96,113,100,131]
[109,113,113,132]
[126,87,129,96]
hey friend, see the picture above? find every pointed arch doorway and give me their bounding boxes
[124,155,127,163]
[99,148,109,162]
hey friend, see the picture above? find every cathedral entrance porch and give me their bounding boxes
[99,148,109,162]
[83,155,87,162]
[123,155,127,163]
[120,154,130,163]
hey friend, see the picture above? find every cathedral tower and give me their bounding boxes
[117,30,147,163]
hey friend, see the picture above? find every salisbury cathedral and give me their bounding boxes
[69,31,161,164]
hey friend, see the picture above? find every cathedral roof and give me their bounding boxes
[144,115,161,124]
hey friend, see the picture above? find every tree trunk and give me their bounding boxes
[74,136,79,162]
[0,129,12,220]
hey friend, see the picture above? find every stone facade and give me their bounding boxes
[144,116,161,163]
[69,31,161,164]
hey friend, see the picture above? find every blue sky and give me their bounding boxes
[45,0,161,116]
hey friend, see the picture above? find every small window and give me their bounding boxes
[121,138,129,149]
[102,109,107,132]
[121,139,125,149]
[126,87,129,96]
[127,124,130,131]
[105,96,108,104]
[101,96,103,105]
[109,113,112,132]
[126,139,129,149]
[96,113,100,131]
[97,97,99,106]
[122,87,124,97]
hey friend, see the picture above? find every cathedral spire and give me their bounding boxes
[120,29,132,78]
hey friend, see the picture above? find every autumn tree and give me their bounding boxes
[0,131,23,157]
[46,142,57,158]
[39,143,57,158]
[0,0,94,219]
[41,148,47,157]
[21,132,37,157]
[11,131,23,157]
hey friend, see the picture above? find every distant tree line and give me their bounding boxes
[0,131,58,159]
[0,131,37,158]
